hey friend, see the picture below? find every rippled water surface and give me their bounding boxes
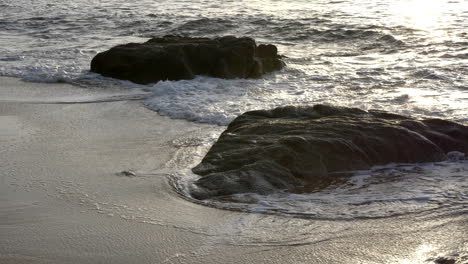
[1,2,468,262]
[1,0,467,222]
[1,0,467,123]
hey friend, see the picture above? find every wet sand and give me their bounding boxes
[0,77,466,264]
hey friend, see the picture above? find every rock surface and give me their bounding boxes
[191,105,468,199]
[90,36,285,84]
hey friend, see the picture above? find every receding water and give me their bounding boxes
[1,0,467,227]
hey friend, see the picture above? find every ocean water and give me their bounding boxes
[1,0,467,223]
[1,0,467,124]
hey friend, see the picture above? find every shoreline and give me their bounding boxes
[0,77,466,264]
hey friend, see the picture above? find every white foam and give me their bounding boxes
[172,156,468,219]
[0,62,82,83]
[144,76,277,125]
[143,72,365,125]
[142,71,468,126]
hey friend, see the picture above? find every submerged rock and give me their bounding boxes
[191,105,468,199]
[90,36,285,84]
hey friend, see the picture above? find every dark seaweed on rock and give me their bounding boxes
[191,105,468,200]
[90,36,285,84]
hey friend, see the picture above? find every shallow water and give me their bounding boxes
[2,0,467,219]
[175,159,468,220]
[1,0,468,262]
[166,132,468,220]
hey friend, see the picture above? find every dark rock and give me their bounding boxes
[90,36,285,84]
[191,105,468,199]
[434,257,456,264]
[117,170,137,177]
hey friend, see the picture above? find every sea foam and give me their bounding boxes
[172,158,468,219]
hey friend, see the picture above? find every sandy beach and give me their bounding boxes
[1,77,466,264]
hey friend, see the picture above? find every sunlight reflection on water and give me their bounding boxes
[397,244,436,264]
[1,0,467,124]
[391,0,446,31]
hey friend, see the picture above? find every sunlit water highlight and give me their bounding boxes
[1,0,467,229]
[1,0,467,123]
